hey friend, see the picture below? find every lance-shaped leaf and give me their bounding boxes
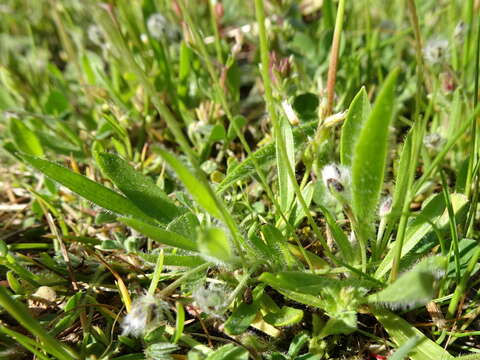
[9,118,44,156]
[351,69,399,229]
[96,152,184,223]
[21,155,151,221]
[340,87,370,166]
[197,227,233,263]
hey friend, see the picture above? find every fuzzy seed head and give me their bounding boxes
[147,13,167,39]
[423,38,449,65]
[193,284,228,317]
[87,25,106,47]
[121,294,169,337]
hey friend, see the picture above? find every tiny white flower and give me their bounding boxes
[378,195,392,217]
[121,294,169,337]
[423,38,449,65]
[147,13,167,40]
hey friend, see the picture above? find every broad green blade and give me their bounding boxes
[197,227,233,263]
[156,148,223,220]
[21,155,151,221]
[205,344,248,360]
[340,87,370,166]
[224,302,259,335]
[351,69,399,229]
[9,118,44,156]
[276,116,295,212]
[97,152,184,223]
[372,307,453,360]
[264,306,303,327]
[119,217,197,252]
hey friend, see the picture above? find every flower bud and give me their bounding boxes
[321,164,350,196]
[378,195,392,217]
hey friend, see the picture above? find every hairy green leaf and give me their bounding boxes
[21,155,150,221]
[340,87,370,166]
[369,256,447,309]
[351,69,398,229]
[97,152,184,223]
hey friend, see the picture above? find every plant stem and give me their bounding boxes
[93,4,245,258]
[254,0,336,263]
[390,0,425,282]
[148,249,164,295]
[447,247,480,319]
[466,16,480,236]
[324,0,345,118]
[159,262,211,297]
[208,0,223,64]
[179,0,315,269]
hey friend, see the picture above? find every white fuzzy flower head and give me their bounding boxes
[193,284,228,317]
[321,164,351,199]
[121,294,169,337]
[87,25,106,47]
[147,13,167,40]
[423,38,449,65]
[378,195,392,217]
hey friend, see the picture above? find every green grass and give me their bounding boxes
[1,0,480,359]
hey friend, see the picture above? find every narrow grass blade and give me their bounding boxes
[340,87,370,166]
[318,205,354,262]
[389,335,421,360]
[21,154,152,221]
[96,152,185,223]
[351,69,399,229]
